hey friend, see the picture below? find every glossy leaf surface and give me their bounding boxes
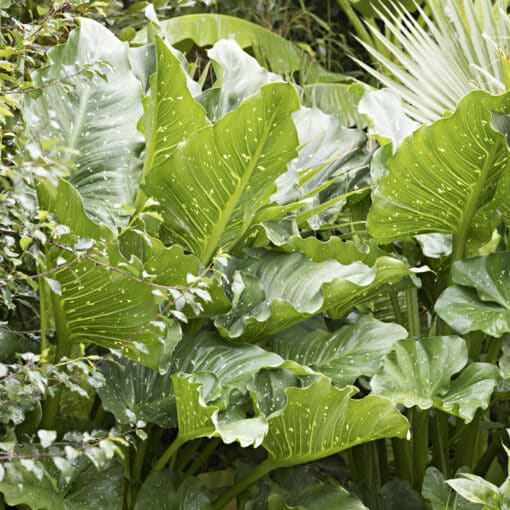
[25,19,144,227]
[371,336,499,422]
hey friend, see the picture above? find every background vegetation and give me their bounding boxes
[1,1,509,509]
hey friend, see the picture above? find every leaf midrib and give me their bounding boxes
[451,137,502,262]
[200,105,280,264]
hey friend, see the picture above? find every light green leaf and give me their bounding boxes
[39,180,198,371]
[134,470,212,510]
[25,18,144,227]
[149,13,343,81]
[367,91,510,254]
[144,82,300,264]
[447,474,503,509]
[269,316,407,387]
[259,375,409,468]
[302,82,365,128]
[422,467,480,510]
[415,233,452,259]
[435,252,510,337]
[140,35,210,184]
[97,358,176,428]
[198,39,282,122]
[171,330,284,391]
[371,336,499,422]
[273,105,370,221]
[358,89,419,150]
[215,250,424,341]
[172,373,268,448]
[0,458,124,510]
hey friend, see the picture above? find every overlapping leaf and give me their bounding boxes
[144,82,300,264]
[168,332,285,448]
[371,336,499,422]
[367,91,510,254]
[215,249,424,341]
[38,179,198,371]
[97,358,176,428]
[273,105,370,226]
[198,39,282,122]
[0,458,124,510]
[140,35,210,184]
[269,316,407,387]
[258,375,408,468]
[151,13,341,81]
[435,252,510,337]
[25,18,144,227]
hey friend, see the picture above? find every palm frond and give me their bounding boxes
[354,0,510,123]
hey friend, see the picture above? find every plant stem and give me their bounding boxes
[406,288,421,337]
[390,292,404,324]
[370,442,382,493]
[38,273,50,354]
[151,436,185,473]
[486,335,505,364]
[391,437,413,483]
[175,439,203,472]
[474,431,503,476]
[376,439,389,484]
[411,408,429,488]
[41,289,73,429]
[133,430,151,484]
[185,438,220,476]
[212,460,274,510]
[430,410,449,477]
[465,331,485,361]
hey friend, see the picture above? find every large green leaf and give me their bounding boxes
[0,458,124,510]
[215,250,424,341]
[258,375,408,468]
[371,336,499,422]
[367,91,510,256]
[447,474,508,509]
[144,82,300,264]
[268,316,407,387]
[272,106,370,221]
[167,333,286,449]
[140,35,210,184]
[435,252,510,337]
[358,88,418,149]
[25,18,144,227]
[302,82,365,128]
[422,467,479,510]
[171,373,268,449]
[97,358,176,428]
[150,14,343,82]
[171,331,283,391]
[198,39,282,123]
[38,179,198,371]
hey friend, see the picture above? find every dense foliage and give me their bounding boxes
[1,1,509,509]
